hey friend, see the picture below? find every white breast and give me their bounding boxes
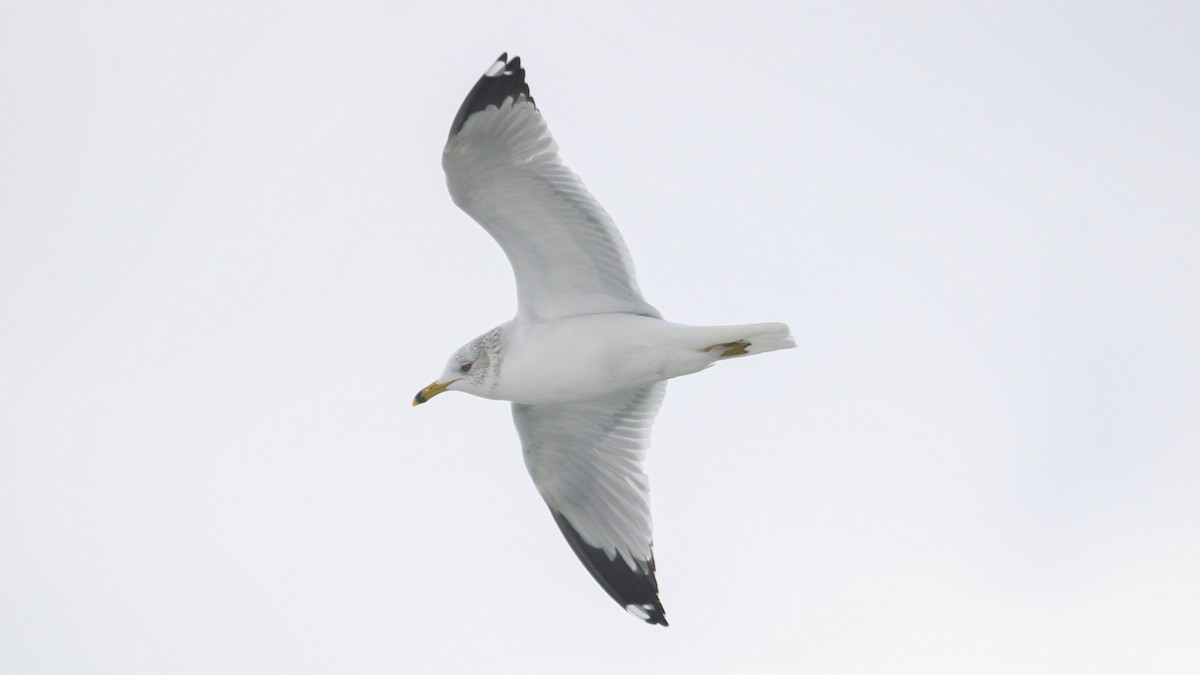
[493,315,710,405]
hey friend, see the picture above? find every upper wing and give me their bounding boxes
[512,383,668,625]
[442,54,660,322]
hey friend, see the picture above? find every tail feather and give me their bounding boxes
[736,322,795,357]
[699,322,795,359]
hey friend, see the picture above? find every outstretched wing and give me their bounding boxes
[512,383,668,625]
[442,53,659,322]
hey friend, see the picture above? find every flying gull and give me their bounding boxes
[414,53,794,626]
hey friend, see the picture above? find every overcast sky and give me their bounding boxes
[2,1,1199,673]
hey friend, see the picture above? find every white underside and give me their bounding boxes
[486,314,793,405]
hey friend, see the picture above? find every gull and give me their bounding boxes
[414,53,794,626]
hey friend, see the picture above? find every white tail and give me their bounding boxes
[736,322,795,356]
[694,322,795,359]
[727,322,795,357]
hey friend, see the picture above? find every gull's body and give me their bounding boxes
[466,314,789,405]
[414,54,794,626]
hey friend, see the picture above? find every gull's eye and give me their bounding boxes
[459,362,472,373]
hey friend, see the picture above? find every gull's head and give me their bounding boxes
[413,326,502,406]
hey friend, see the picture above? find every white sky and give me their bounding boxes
[3,1,1199,673]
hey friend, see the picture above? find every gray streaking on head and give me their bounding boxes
[413,53,795,626]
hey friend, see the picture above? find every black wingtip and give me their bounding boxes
[550,511,668,626]
[448,53,535,139]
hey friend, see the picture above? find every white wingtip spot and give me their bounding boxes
[625,603,653,621]
[484,59,506,77]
